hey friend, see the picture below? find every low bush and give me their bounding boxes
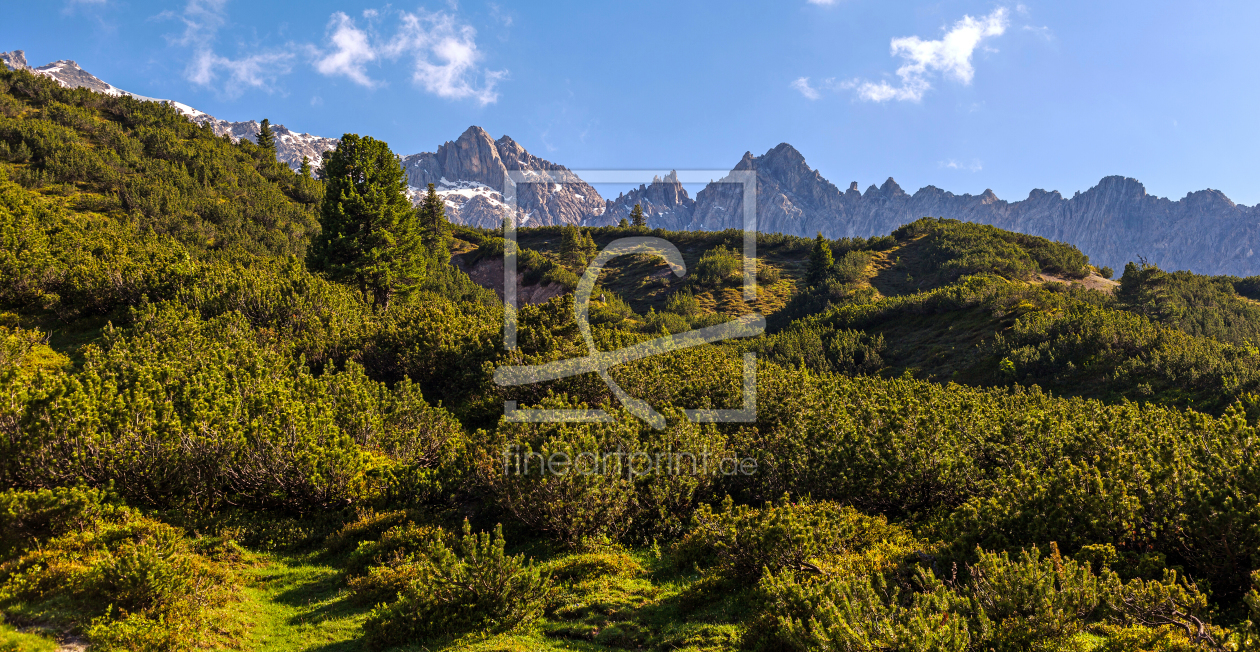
[361,520,551,646]
[748,543,1221,652]
[484,401,643,547]
[0,487,237,650]
[692,245,742,286]
[678,496,919,586]
[644,308,691,335]
[664,288,699,317]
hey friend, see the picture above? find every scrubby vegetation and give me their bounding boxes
[7,59,1260,651]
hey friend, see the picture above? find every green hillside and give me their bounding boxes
[5,61,1260,651]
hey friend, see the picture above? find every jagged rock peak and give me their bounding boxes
[849,182,860,192]
[0,50,29,70]
[1093,175,1148,197]
[460,125,494,141]
[764,142,807,165]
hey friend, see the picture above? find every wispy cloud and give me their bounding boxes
[186,50,294,94]
[807,0,839,5]
[488,3,513,28]
[1023,24,1053,41]
[162,0,293,97]
[791,77,820,100]
[160,2,503,103]
[850,8,1009,103]
[941,159,983,172]
[312,9,505,105]
[61,0,115,25]
[792,76,850,100]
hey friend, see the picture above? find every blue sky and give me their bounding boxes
[7,0,1260,205]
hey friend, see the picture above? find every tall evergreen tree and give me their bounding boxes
[561,224,583,270]
[417,183,450,253]
[631,203,646,228]
[808,232,835,287]
[581,230,598,265]
[618,217,629,228]
[299,155,313,178]
[256,119,276,154]
[307,134,425,309]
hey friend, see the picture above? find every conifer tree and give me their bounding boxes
[299,155,313,178]
[618,217,629,228]
[307,134,425,309]
[418,183,450,253]
[581,230,598,265]
[808,231,835,287]
[256,118,276,154]
[631,203,646,228]
[561,224,584,270]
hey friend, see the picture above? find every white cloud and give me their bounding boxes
[791,77,820,100]
[807,0,838,4]
[388,11,504,104]
[186,49,294,94]
[312,9,505,105]
[314,12,378,87]
[792,76,849,100]
[160,2,503,103]
[163,0,292,97]
[941,159,983,172]
[852,8,1009,103]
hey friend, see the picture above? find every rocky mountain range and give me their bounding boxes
[398,132,1260,274]
[661,143,1260,275]
[0,50,338,171]
[6,48,1260,275]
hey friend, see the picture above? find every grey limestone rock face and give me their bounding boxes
[400,126,604,227]
[0,50,29,71]
[592,170,696,229]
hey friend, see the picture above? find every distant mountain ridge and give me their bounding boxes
[675,143,1260,275]
[6,48,1259,275]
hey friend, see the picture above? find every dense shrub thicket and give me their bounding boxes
[10,58,1260,650]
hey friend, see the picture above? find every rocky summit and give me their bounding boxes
[590,170,696,230]
[401,126,604,228]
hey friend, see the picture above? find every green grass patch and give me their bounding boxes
[0,624,58,652]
